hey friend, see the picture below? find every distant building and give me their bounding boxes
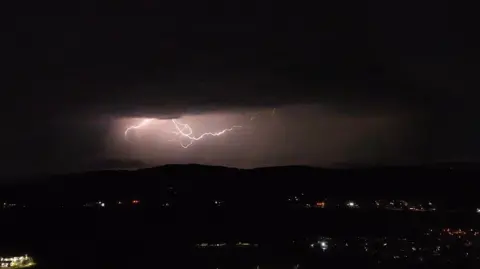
[0,255,34,268]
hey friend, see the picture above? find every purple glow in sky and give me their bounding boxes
[104,105,412,170]
[124,118,242,148]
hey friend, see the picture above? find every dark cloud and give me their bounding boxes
[0,3,475,176]
[3,5,454,119]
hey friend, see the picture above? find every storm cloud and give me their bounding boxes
[1,2,474,177]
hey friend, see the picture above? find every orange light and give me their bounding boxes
[132,200,140,204]
[316,202,325,208]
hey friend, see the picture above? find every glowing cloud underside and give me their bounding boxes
[124,118,242,148]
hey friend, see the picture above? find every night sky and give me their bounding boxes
[1,1,473,176]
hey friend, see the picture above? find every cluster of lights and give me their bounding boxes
[82,199,230,208]
[320,241,328,251]
[236,242,257,247]
[345,201,359,209]
[213,200,224,206]
[194,231,480,263]
[295,198,435,210]
[196,243,227,248]
[196,242,258,248]
[5,195,466,211]
[292,198,436,211]
[441,228,479,236]
[302,232,480,259]
[310,239,329,251]
[83,200,141,208]
[375,200,436,212]
[0,255,33,268]
[2,202,17,209]
[84,201,106,208]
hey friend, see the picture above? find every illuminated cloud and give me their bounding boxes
[124,118,241,148]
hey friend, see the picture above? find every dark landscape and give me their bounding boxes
[1,1,466,268]
[2,164,480,268]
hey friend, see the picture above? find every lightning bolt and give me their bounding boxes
[171,119,241,148]
[124,119,241,148]
[124,119,154,143]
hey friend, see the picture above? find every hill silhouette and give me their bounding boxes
[0,163,479,209]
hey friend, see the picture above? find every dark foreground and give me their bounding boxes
[2,164,480,268]
[2,208,480,269]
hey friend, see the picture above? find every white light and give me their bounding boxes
[346,201,357,208]
[319,241,328,251]
[100,203,105,207]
